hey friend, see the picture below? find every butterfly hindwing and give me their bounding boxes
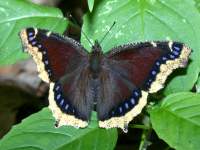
[98,41,191,130]
[96,68,148,131]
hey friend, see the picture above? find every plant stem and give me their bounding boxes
[139,128,152,150]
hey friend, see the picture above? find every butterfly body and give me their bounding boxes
[19,28,191,131]
[89,41,103,79]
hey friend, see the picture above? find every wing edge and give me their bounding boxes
[48,82,88,128]
[148,43,191,93]
[20,28,50,83]
[99,91,148,132]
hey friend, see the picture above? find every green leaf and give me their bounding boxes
[81,0,200,94]
[150,92,200,150]
[88,0,95,12]
[0,0,68,65]
[194,0,200,12]
[196,75,200,93]
[0,108,118,150]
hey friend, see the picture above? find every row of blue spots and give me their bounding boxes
[167,42,182,60]
[53,82,88,120]
[27,28,37,46]
[27,28,35,43]
[109,89,141,118]
[41,49,52,78]
[26,28,53,78]
[172,42,182,52]
[145,58,162,89]
[53,82,75,115]
[144,42,183,90]
[39,45,52,78]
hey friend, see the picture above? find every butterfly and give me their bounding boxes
[19,28,191,132]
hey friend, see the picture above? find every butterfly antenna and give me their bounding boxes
[68,14,93,47]
[81,30,94,47]
[99,21,116,44]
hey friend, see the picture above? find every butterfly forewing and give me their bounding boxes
[20,28,88,82]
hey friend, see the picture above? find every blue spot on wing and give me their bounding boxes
[108,89,142,118]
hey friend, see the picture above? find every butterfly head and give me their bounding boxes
[92,40,102,52]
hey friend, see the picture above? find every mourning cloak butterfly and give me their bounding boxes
[19,28,191,132]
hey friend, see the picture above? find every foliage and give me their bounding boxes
[0,108,117,150]
[0,0,67,65]
[150,92,200,150]
[0,0,200,149]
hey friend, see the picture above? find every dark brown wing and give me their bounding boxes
[97,41,191,131]
[20,28,91,128]
[20,28,87,83]
[49,65,94,128]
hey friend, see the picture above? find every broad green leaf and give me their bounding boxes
[88,0,95,12]
[0,0,68,65]
[82,0,200,94]
[194,0,200,11]
[0,108,118,150]
[150,92,200,150]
